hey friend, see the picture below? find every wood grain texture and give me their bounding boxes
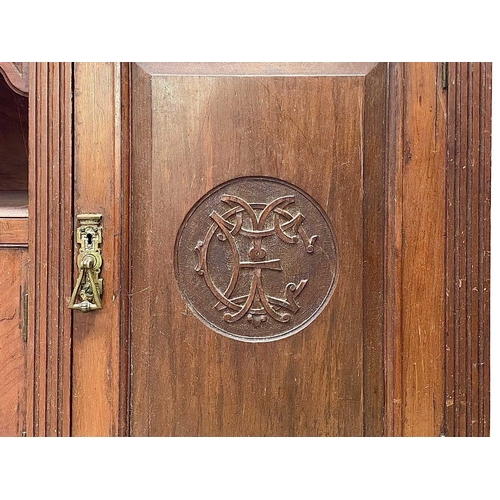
[0,248,27,436]
[384,62,404,436]
[129,63,386,436]
[444,62,491,436]
[400,63,447,436]
[0,219,28,246]
[385,63,448,436]
[362,63,387,436]
[0,62,29,96]
[72,63,129,436]
[64,62,490,436]
[0,74,28,191]
[26,62,73,436]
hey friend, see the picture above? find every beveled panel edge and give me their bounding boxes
[136,62,379,77]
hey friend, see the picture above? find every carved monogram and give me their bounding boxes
[194,194,318,327]
[175,177,338,342]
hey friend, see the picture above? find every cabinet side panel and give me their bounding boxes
[0,249,27,436]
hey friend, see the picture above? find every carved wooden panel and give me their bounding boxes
[176,177,338,342]
[128,62,386,436]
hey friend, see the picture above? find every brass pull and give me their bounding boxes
[69,214,103,312]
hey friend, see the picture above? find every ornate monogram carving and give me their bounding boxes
[175,177,338,342]
[194,194,318,327]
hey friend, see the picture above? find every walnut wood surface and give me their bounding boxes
[65,62,491,437]
[400,63,447,436]
[362,63,386,436]
[0,248,27,436]
[0,219,28,246]
[385,63,448,436]
[384,62,491,436]
[26,63,73,436]
[128,63,385,436]
[384,62,404,436]
[444,63,491,436]
[71,63,129,436]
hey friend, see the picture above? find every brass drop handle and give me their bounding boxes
[69,214,103,312]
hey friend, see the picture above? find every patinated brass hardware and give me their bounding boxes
[69,214,103,312]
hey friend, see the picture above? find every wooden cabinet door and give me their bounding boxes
[27,62,491,436]
[127,63,385,436]
[72,62,387,436]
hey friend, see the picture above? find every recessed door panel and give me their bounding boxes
[129,63,386,436]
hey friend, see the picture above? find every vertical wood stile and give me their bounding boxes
[72,63,127,436]
[386,63,447,436]
[384,62,405,436]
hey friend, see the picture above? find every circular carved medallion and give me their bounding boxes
[174,177,338,342]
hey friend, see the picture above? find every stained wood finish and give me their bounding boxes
[0,249,27,436]
[71,63,129,436]
[362,63,386,436]
[385,63,448,436]
[128,63,386,436]
[66,62,490,436]
[26,62,73,436]
[0,65,29,437]
[0,219,28,246]
[0,63,29,96]
[400,63,447,436]
[445,63,491,436]
[384,62,404,436]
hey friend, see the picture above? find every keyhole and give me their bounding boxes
[86,233,93,246]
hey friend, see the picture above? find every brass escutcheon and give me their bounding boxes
[68,214,103,312]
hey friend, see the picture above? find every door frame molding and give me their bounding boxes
[27,62,73,436]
